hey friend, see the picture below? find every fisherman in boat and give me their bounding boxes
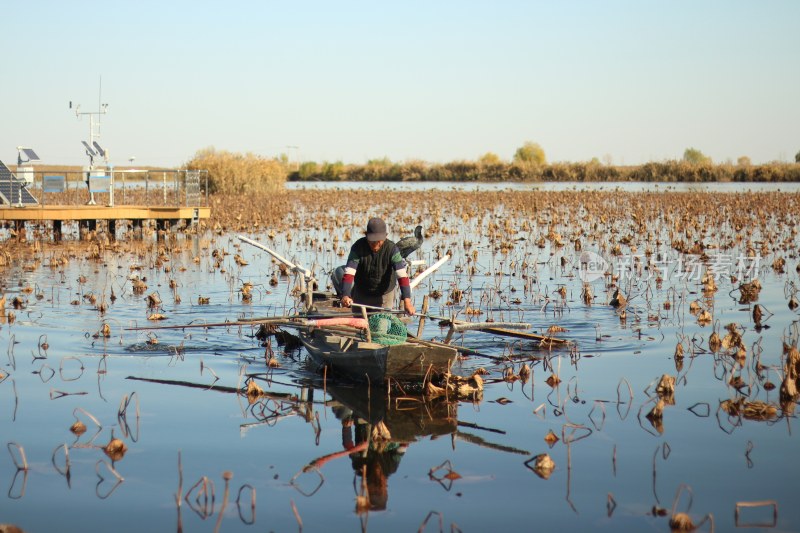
[340,217,416,316]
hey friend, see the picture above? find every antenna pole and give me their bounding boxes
[73,78,109,168]
[72,77,109,205]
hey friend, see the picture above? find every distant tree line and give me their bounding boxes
[288,159,800,183]
[185,143,800,194]
[288,141,800,183]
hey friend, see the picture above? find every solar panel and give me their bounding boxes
[0,160,38,205]
[93,141,106,157]
[22,148,40,161]
[82,141,97,157]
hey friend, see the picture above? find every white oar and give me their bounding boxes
[410,254,450,289]
[237,235,312,279]
[238,234,316,310]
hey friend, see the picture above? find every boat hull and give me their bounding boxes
[299,328,457,384]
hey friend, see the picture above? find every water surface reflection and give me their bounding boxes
[1,188,799,531]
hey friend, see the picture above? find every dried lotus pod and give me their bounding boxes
[545,374,561,387]
[518,363,531,381]
[529,453,556,480]
[674,342,684,359]
[104,438,128,462]
[709,331,722,353]
[669,512,695,531]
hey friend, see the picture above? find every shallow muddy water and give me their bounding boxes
[1,189,799,532]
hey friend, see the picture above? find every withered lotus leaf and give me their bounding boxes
[656,374,676,396]
[246,380,264,397]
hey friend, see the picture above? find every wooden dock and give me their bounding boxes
[0,163,212,241]
[0,204,210,240]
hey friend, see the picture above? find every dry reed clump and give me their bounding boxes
[186,147,287,194]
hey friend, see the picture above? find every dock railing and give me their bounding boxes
[28,168,209,208]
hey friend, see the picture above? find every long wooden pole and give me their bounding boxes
[124,317,305,331]
[416,294,429,338]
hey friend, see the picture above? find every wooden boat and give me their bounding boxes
[298,327,457,384]
[232,235,567,384]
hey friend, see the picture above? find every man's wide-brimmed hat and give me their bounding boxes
[366,217,388,241]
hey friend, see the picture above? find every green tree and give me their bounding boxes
[737,156,751,166]
[366,157,392,167]
[479,152,501,165]
[298,161,319,180]
[321,161,345,180]
[513,142,546,165]
[795,150,800,163]
[683,147,711,165]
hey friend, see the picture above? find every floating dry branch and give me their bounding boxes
[418,510,443,532]
[428,460,462,491]
[290,465,324,497]
[290,500,303,531]
[51,443,71,485]
[185,476,215,519]
[735,500,778,528]
[214,471,233,533]
[616,378,634,420]
[455,432,530,456]
[7,442,28,471]
[236,484,256,525]
[59,356,85,381]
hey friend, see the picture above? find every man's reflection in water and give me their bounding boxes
[334,404,407,511]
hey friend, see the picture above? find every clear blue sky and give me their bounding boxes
[2,1,798,168]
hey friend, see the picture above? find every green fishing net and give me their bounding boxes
[367,313,408,345]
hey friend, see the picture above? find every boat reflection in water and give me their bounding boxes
[302,384,457,512]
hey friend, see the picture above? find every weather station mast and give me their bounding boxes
[70,78,111,205]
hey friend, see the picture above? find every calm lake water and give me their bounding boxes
[287,179,800,193]
[1,189,798,532]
